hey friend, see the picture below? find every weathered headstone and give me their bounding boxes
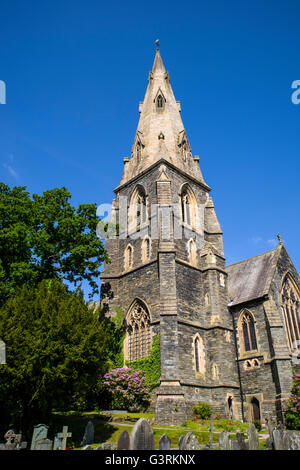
[53,434,63,450]
[282,430,300,450]
[130,418,155,450]
[233,432,249,450]
[181,432,201,450]
[34,438,53,450]
[178,434,185,450]
[0,430,27,450]
[31,424,49,450]
[117,430,130,450]
[219,431,233,450]
[103,443,112,449]
[248,423,259,450]
[82,420,94,446]
[159,434,171,450]
[57,425,72,450]
[209,422,214,448]
[82,445,93,450]
[272,428,283,450]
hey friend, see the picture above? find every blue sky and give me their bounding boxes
[0,0,299,300]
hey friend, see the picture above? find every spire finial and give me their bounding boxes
[277,233,283,245]
[155,39,159,50]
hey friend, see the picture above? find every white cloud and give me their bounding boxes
[249,236,262,244]
[267,239,277,248]
[3,163,19,180]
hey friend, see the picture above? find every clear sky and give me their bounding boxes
[0,0,299,300]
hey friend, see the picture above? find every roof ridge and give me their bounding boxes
[226,247,278,269]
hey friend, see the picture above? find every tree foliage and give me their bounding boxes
[0,183,108,305]
[0,279,114,437]
[284,373,300,430]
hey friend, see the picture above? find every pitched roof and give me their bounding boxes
[226,248,280,306]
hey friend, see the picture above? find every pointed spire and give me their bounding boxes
[118,44,207,188]
[152,40,166,75]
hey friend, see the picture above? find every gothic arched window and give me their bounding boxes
[129,185,147,232]
[195,338,200,372]
[281,274,300,350]
[193,334,205,375]
[126,300,151,362]
[180,184,197,229]
[157,95,163,108]
[240,311,257,352]
[142,236,151,263]
[125,244,133,270]
[187,239,197,265]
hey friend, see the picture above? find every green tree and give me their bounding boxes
[0,279,113,437]
[0,183,108,306]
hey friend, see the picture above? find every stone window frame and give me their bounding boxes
[179,183,197,231]
[243,358,261,371]
[212,363,219,381]
[124,243,134,271]
[142,235,151,263]
[237,309,259,358]
[219,273,225,287]
[280,272,300,352]
[123,298,152,363]
[128,184,148,234]
[191,333,205,377]
[154,87,166,111]
[186,238,197,266]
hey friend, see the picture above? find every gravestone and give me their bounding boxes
[82,445,93,450]
[178,434,185,450]
[130,418,155,450]
[159,434,171,450]
[209,422,214,448]
[219,431,233,450]
[233,432,249,450]
[34,438,53,450]
[53,434,63,450]
[0,430,27,450]
[103,443,112,449]
[82,420,94,446]
[272,428,283,450]
[248,423,259,450]
[31,424,49,450]
[281,430,300,450]
[57,425,72,450]
[117,430,130,450]
[180,432,201,450]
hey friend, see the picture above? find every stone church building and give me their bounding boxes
[100,46,300,424]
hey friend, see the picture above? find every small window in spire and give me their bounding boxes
[157,95,163,108]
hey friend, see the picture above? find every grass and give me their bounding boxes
[51,411,262,449]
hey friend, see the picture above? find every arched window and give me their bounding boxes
[126,300,151,362]
[142,237,151,263]
[180,184,197,228]
[125,245,133,270]
[193,334,205,375]
[281,274,300,350]
[240,311,257,352]
[129,185,147,232]
[157,94,163,108]
[187,239,197,265]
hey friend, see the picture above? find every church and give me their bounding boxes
[100,45,300,425]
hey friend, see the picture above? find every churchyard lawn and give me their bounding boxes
[51,412,267,450]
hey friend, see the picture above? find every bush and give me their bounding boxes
[193,403,212,420]
[104,367,151,411]
[253,420,262,432]
[284,373,300,430]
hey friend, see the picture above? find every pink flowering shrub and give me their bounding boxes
[103,367,151,412]
[284,373,300,430]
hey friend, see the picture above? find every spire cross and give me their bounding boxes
[57,425,72,450]
[155,39,159,50]
[277,233,283,245]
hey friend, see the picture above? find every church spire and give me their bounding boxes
[119,44,205,186]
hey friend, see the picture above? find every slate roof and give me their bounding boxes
[226,248,279,307]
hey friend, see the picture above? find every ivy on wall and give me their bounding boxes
[126,334,161,391]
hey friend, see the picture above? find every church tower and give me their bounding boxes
[101,44,241,423]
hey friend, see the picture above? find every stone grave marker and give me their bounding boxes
[178,434,185,450]
[219,431,233,450]
[130,418,155,450]
[159,434,171,450]
[209,422,214,448]
[282,430,300,450]
[180,432,201,450]
[248,423,259,450]
[117,430,130,450]
[103,443,112,449]
[31,424,49,450]
[0,430,27,450]
[233,432,249,450]
[82,420,94,446]
[34,438,53,450]
[272,428,283,450]
[57,425,72,450]
[82,445,93,450]
[53,434,63,450]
